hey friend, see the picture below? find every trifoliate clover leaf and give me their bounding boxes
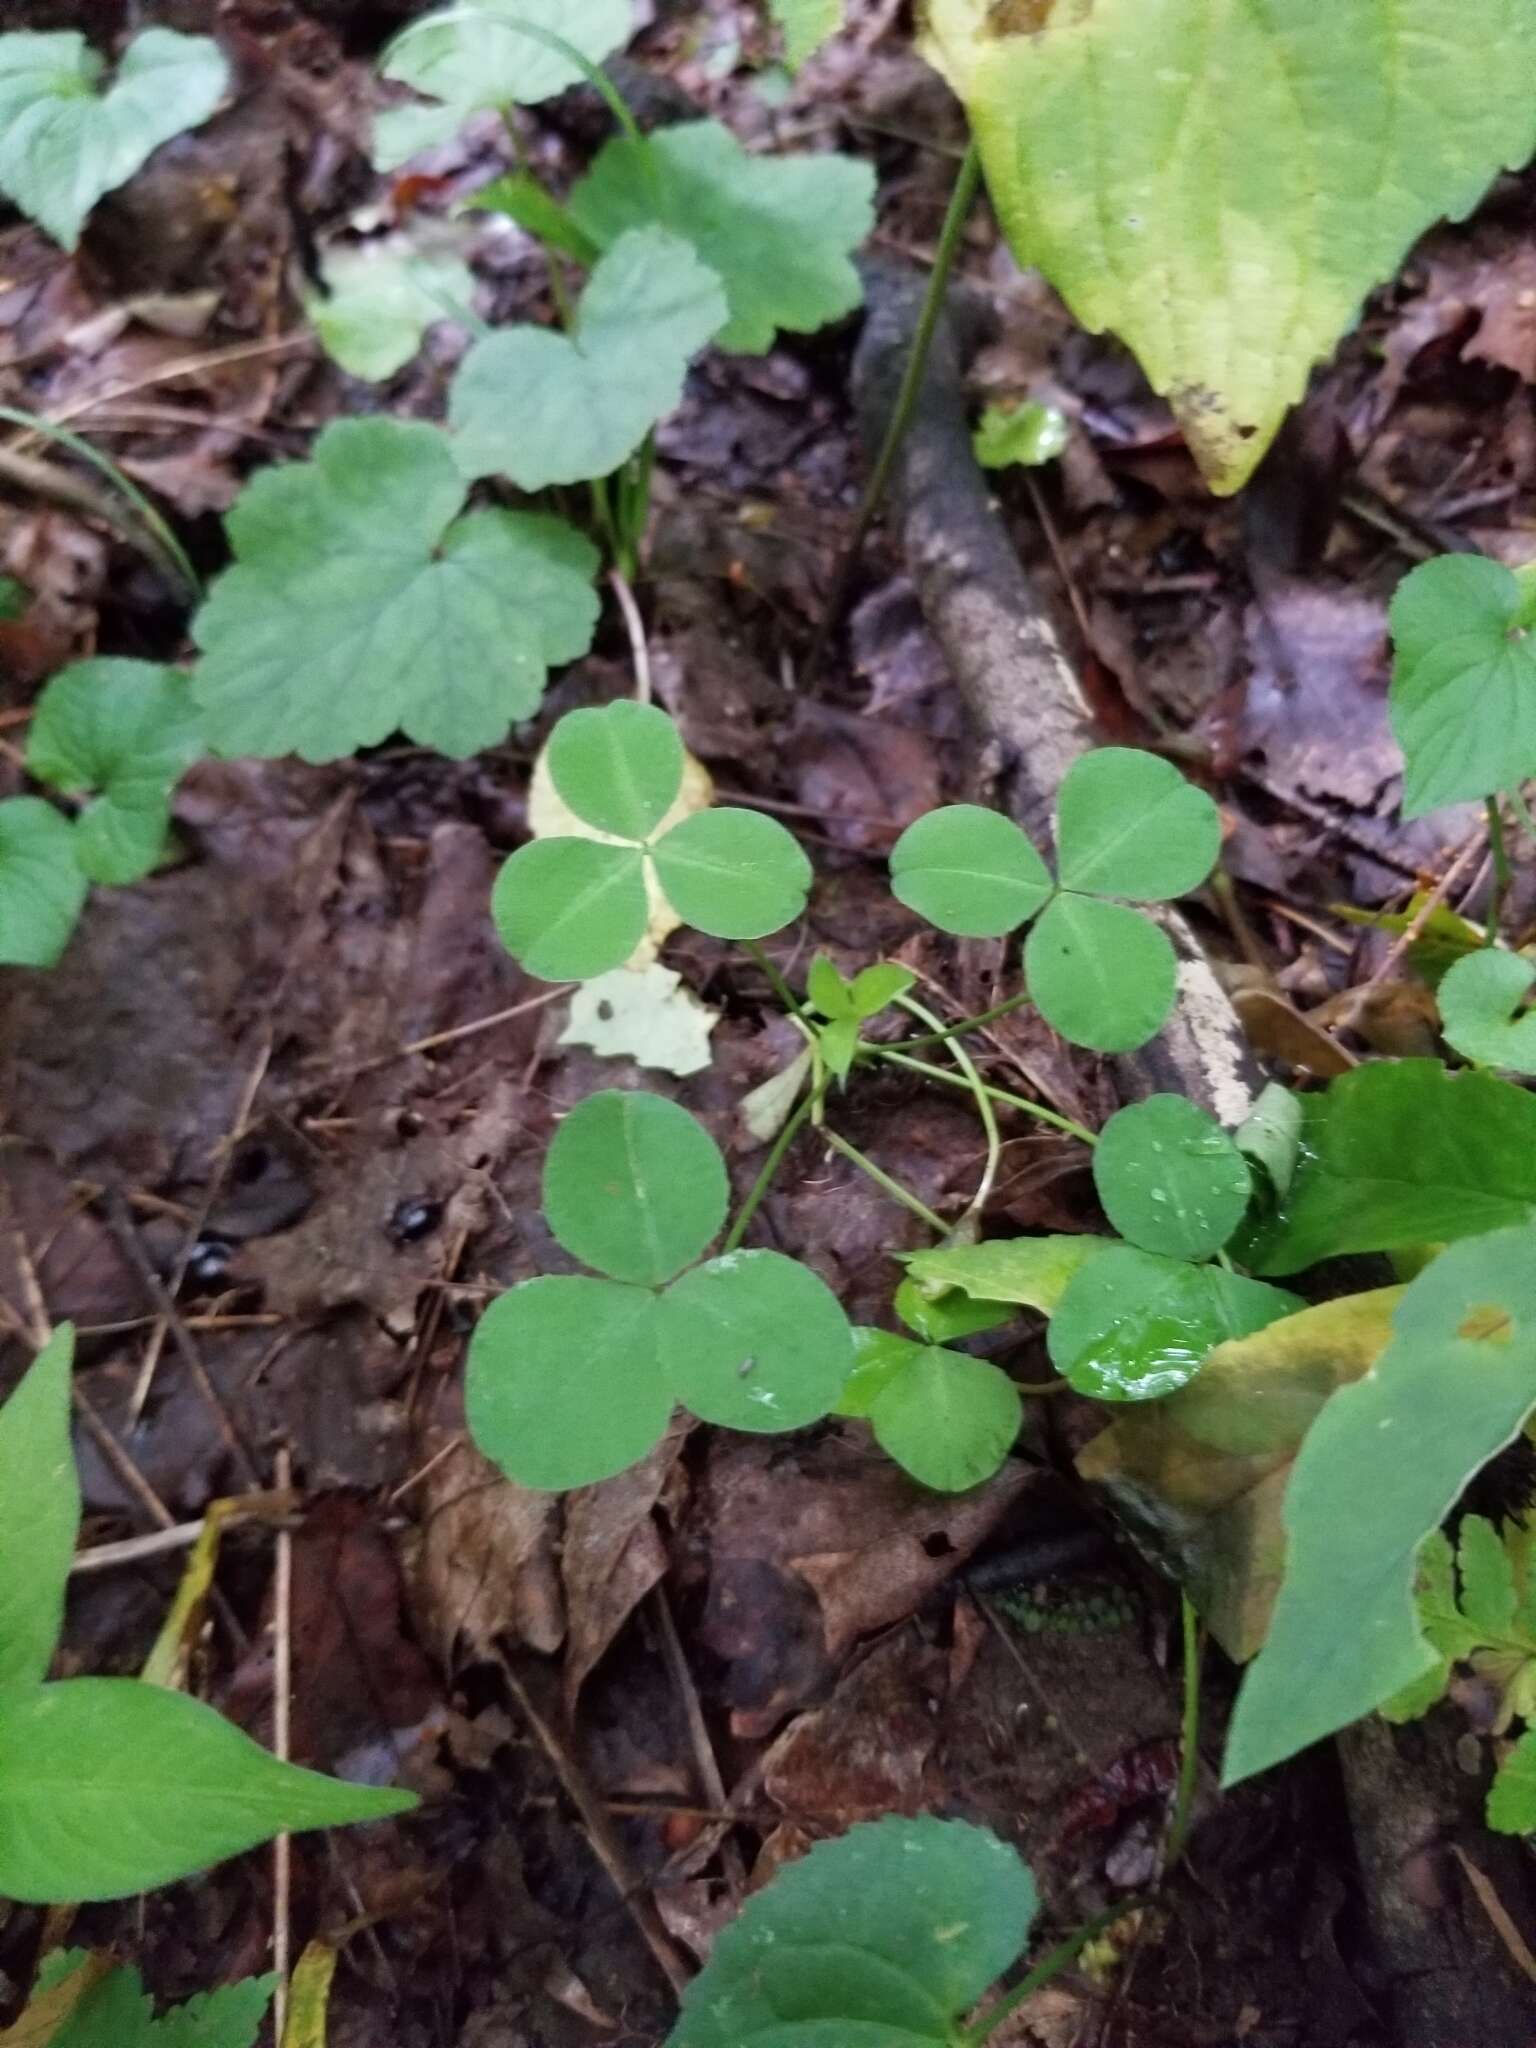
[1093,1096,1252,1262]
[26,659,201,885]
[0,29,228,250]
[308,235,475,382]
[650,808,811,941]
[840,1328,1021,1492]
[973,400,1069,471]
[1438,948,1536,1075]
[374,0,632,170]
[492,837,648,981]
[450,228,727,489]
[548,701,685,843]
[1023,894,1177,1054]
[543,1089,729,1287]
[567,120,875,354]
[192,418,600,762]
[1054,748,1221,900]
[0,797,86,968]
[889,805,1052,936]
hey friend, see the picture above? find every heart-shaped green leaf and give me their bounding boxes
[449,228,727,489]
[0,797,86,968]
[308,235,475,382]
[1053,749,1220,901]
[0,29,228,250]
[1093,1095,1251,1261]
[1023,894,1177,1053]
[1438,949,1536,1074]
[920,0,1536,493]
[650,808,812,939]
[193,418,599,761]
[26,659,201,885]
[889,804,1052,936]
[465,1275,674,1489]
[547,700,685,842]
[543,1089,728,1285]
[0,1678,415,1902]
[0,1326,78,1691]
[661,1249,852,1430]
[492,837,648,981]
[1389,554,1536,816]
[844,1329,1021,1493]
[568,120,875,355]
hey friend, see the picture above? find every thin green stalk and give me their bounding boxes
[890,988,1036,1053]
[896,992,999,1224]
[722,1092,819,1253]
[1165,1594,1204,1869]
[958,1899,1143,2046]
[822,1129,950,1236]
[872,1046,1097,1148]
[1486,797,1512,942]
[805,139,983,681]
[745,938,808,1018]
[0,405,198,597]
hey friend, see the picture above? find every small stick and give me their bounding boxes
[71,1378,177,1531]
[652,1586,745,1888]
[1347,826,1487,1013]
[609,568,653,706]
[334,986,572,1080]
[272,1446,295,2040]
[70,1493,295,1574]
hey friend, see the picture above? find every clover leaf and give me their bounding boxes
[450,228,727,489]
[1053,748,1221,900]
[466,1090,852,1489]
[0,798,87,968]
[192,418,600,762]
[1092,1096,1252,1262]
[889,805,1051,936]
[1438,949,1536,1074]
[567,120,876,354]
[26,659,201,885]
[1389,554,1536,816]
[308,235,476,382]
[493,702,810,979]
[0,29,228,250]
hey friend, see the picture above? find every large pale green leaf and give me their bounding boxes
[192,418,599,761]
[0,797,86,969]
[920,0,1536,494]
[449,228,727,489]
[1389,554,1536,816]
[568,121,875,354]
[1224,1227,1536,1785]
[0,29,228,250]
[661,1249,852,1432]
[0,1678,415,1901]
[0,1326,78,1691]
[542,1089,728,1285]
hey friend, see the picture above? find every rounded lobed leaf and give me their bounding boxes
[547,700,685,843]
[1053,748,1220,901]
[491,837,648,981]
[1093,1095,1252,1261]
[1023,895,1177,1053]
[0,797,86,969]
[661,1248,852,1431]
[1389,554,1536,816]
[889,805,1052,937]
[870,1346,1022,1493]
[543,1089,728,1285]
[465,1276,673,1490]
[1438,947,1536,1075]
[650,807,812,940]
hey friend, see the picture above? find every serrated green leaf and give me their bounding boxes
[921,0,1536,494]
[450,228,727,489]
[308,235,475,382]
[973,400,1069,471]
[1053,749,1220,901]
[1379,1653,1453,1724]
[892,1276,1013,1344]
[901,1233,1110,1313]
[0,29,228,250]
[543,1088,728,1285]
[0,1326,78,1691]
[1224,1226,1536,1788]
[465,1276,674,1489]
[193,418,599,761]
[1093,1095,1251,1261]
[869,1344,1022,1493]
[1489,1725,1536,1833]
[1438,949,1536,1074]
[568,120,874,354]
[1457,1514,1519,1639]
[666,1814,1037,2047]
[1242,1061,1536,1277]
[26,659,201,885]
[492,836,649,981]
[889,805,1052,937]
[772,0,841,69]
[650,807,812,939]
[47,1964,277,2048]
[0,1679,414,1902]
[661,1248,851,1431]
[547,700,685,841]
[374,0,632,169]
[0,797,86,969]
[1023,894,1177,1053]
[1389,554,1536,816]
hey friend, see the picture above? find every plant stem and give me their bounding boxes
[804,139,984,681]
[722,1094,817,1253]
[897,992,999,1224]
[958,1899,1143,2045]
[891,988,1037,1052]
[1166,1594,1204,1869]
[822,1129,950,1236]
[609,569,652,704]
[744,938,808,1018]
[871,1047,1098,1148]
[1486,796,1512,942]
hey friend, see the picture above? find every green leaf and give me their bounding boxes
[1242,1061,1536,1276]
[542,1088,728,1285]
[492,836,648,981]
[1456,1514,1517,1638]
[848,962,916,1018]
[48,1964,277,2048]
[650,807,812,939]
[870,1344,1022,1493]
[818,1015,861,1082]
[661,1249,852,1431]
[771,0,841,69]
[0,1326,78,1690]
[465,1276,674,1489]
[1023,894,1177,1053]
[892,1276,1013,1344]
[568,121,875,355]
[0,29,228,249]
[0,1678,414,1902]
[901,1233,1110,1314]
[973,400,1069,470]
[0,797,86,969]
[192,418,599,761]
[889,805,1052,937]
[837,1328,923,1418]
[1093,1095,1251,1261]
[374,0,632,169]
[308,236,475,382]
[666,1814,1037,2047]
[1235,1082,1303,1201]
[469,172,600,263]
[547,700,685,842]
[919,0,1536,494]
[1049,1247,1300,1404]
[1224,1226,1536,1788]
[449,228,727,489]
[1488,1726,1536,1834]
[1053,749,1220,901]
[26,659,201,885]
[1389,554,1536,817]
[808,954,854,1018]
[1438,948,1536,1074]
[0,576,28,620]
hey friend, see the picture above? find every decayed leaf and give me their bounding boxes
[559,962,719,1077]
[412,1432,565,1661]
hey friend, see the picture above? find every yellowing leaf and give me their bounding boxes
[920,0,1536,492]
